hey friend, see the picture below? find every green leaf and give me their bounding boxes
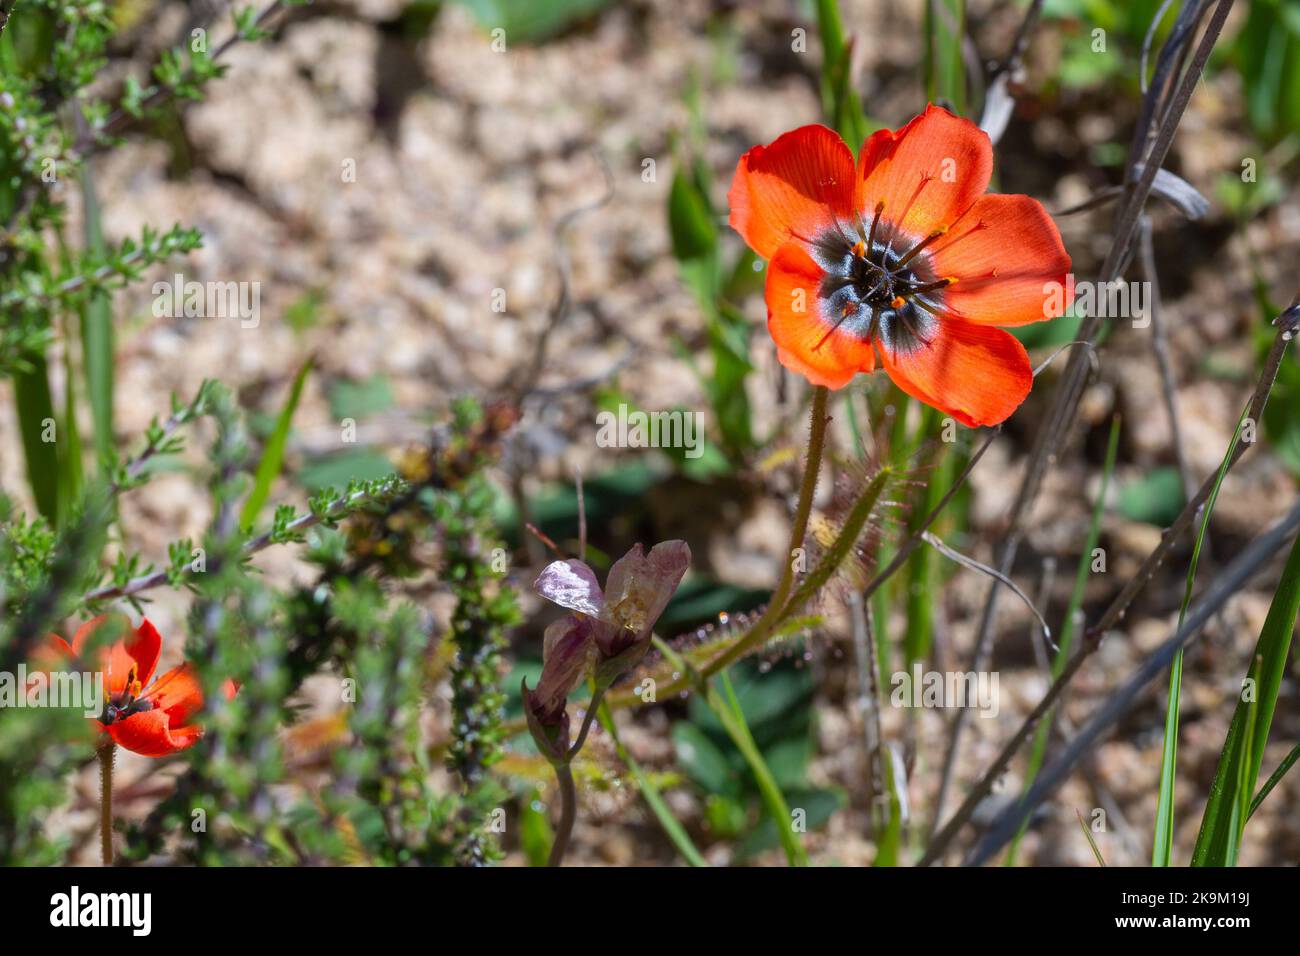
[816,0,870,144]
[241,357,312,529]
[451,0,614,44]
[672,721,738,797]
[1118,466,1185,526]
[327,374,393,421]
[1156,407,1253,865]
[14,353,60,524]
[714,670,807,866]
[604,705,707,867]
[923,0,967,114]
[297,449,395,492]
[58,332,85,520]
[667,169,717,266]
[739,787,843,859]
[1191,530,1300,865]
[518,787,554,867]
[80,163,114,469]
[1249,742,1300,819]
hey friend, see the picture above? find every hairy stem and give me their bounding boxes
[98,741,115,866]
[706,386,829,674]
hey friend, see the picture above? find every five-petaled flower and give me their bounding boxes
[44,614,234,758]
[523,541,690,746]
[728,104,1071,426]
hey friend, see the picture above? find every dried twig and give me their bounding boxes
[1139,215,1192,497]
[509,147,616,402]
[928,0,1237,833]
[920,304,1294,865]
[966,496,1300,865]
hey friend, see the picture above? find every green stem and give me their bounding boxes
[715,672,807,866]
[547,762,577,867]
[98,742,115,866]
[708,386,829,673]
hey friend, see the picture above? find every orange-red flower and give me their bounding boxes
[45,614,233,757]
[728,104,1071,426]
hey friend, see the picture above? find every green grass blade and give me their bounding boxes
[79,163,114,468]
[1155,406,1252,865]
[923,0,967,114]
[57,333,85,519]
[1191,529,1300,864]
[816,0,869,146]
[597,701,708,867]
[240,357,313,530]
[14,353,61,524]
[1152,650,1184,865]
[714,670,807,866]
[1248,742,1300,820]
[1006,415,1120,865]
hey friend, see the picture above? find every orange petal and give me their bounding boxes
[728,124,856,261]
[929,194,1072,327]
[71,614,163,695]
[107,708,203,757]
[38,634,75,665]
[144,662,205,725]
[855,104,993,243]
[765,241,875,390]
[878,317,1032,427]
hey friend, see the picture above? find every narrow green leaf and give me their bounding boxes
[80,162,115,468]
[816,0,870,145]
[1156,407,1252,865]
[599,702,708,867]
[58,332,85,520]
[1191,530,1300,864]
[923,0,967,115]
[715,670,807,866]
[1249,742,1300,820]
[14,353,61,524]
[241,357,313,529]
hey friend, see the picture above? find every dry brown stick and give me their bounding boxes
[967,494,1300,865]
[848,593,888,831]
[1139,215,1192,497]
[928,0,1237,833]
[510,147,615,402]
[919,308,1294,866]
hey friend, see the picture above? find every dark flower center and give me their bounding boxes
[100,663,153,725]
[806,206,954,356]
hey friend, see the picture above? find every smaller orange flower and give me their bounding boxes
[44,614,234,757]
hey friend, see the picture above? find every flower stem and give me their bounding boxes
[547,762,577,867]
[566,687,606,761]
[98,741,115,866]
[707,385,829,674]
